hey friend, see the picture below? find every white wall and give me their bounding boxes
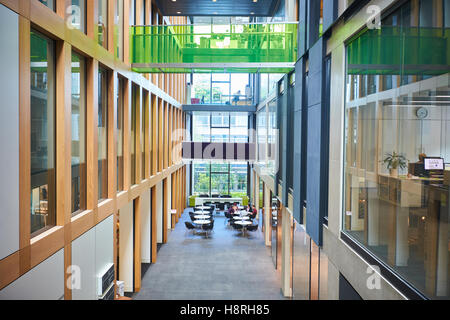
[72,227,96,300]
[71,215,114,300]
[141,189,152,263]
[119,201,134,292]
[0,249,64,300]
[0,4,19,261]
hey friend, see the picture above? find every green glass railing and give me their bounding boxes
[347,26,450,76]
[130,23,298,73]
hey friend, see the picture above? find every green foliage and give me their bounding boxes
[382,152,408,170]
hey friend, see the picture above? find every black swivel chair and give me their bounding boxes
[185,221,197,235]
[247,224,258,232]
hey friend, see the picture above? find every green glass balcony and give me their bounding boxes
[130,22,298,73]
[347,26,450,76]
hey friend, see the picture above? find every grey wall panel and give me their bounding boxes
[0,4,19,261]
[0,249,64,300]
[323,0,339,32]
[306,103,322,244]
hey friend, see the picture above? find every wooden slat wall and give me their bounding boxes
[0,0,187,298]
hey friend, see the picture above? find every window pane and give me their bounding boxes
[230,112,248,142]
[191,73,211,104]
[117,77,124,191]
[71,52,86,216]
[142,91,147,180]
[211,173,228,195]
[115,0,124,59]
[38,0,54,10]
[70,0,86,33]
[230,162,247,197]
[98,67,108,201]
[343,0,450,299]
[131,84,138,185]
[30,30,56,235]
[193,162,210,195]
[97,0,108,48]
[192,111,210,142]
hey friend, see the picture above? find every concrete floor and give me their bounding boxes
[133,208,286,300]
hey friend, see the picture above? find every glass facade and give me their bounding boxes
[117,77,125,192]
[97,0,108,48]
[30,30,56,236]
[343,0,450,299]
[131,84,138,185]
[38,0,54,10]
[115,0,124,60]
[192,111,249,143]
[70,0,86,33]
[192,161,248,197]
[71,52,86,216]
[98,67,108,201]
[190,73,252,105]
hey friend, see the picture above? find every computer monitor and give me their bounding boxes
[424,157,444,170]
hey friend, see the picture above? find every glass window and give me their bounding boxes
[193,161,210,195]
[115,0,124,60]
[117,77,124,191]
[343,0,450,299]
[38,0,54,10]
[259,73,268,102]
[30,30,56,236]
[191,74,211,104]
[130,0,136,26]
[142,91,147,180]
[97,0,108,48]
[230,162,247,197]
[98,67,108,201]
[192,111,210,142]
[71,52,86,216]
[230,112,249,142]
[131,84,138,185]
[70,0,86,33]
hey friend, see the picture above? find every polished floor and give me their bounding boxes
[133,208,286,300]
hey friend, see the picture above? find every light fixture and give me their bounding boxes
[250,12,254,14]
[213,0,217,2]
[177,11,181,14]
[253,0,258,2]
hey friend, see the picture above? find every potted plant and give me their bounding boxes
[382,152,407,177]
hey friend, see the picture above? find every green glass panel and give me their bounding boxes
[347,26,450,76]
[130,23,298,73]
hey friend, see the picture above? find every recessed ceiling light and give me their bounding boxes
[253,0,257,2]
[212,0,217,2]
[177,11,181,14]
[250,12,254,14]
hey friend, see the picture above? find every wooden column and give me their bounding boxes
[151,95,158,176]
[123,78,131,190]
[158,99,164,172]
[107,71,117,199]
[134,196,141,292]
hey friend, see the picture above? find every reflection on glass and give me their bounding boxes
[97,0,108,48]
[38,0,54,10]
[30,30,55,235]
[70,0,86,33]
[115,0,124,60]
[71,52,86,216]
[131,84,138,185]
[193,162,210,195]
[117,77,124,191]
[98,67,108,201]
[343,0,450,299]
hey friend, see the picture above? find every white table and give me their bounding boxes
[194,215,210,219]
[194,210,209,214]
[234,220,252,236]
[196,206,212,210]
[232,210,249,216]
[233,216,250,220]
[195,197,242,206]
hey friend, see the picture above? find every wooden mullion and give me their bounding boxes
[152,95,158,175]
[123,78,131,191]
[158,99,163,172]
[144,91,150,179]
[19,16,31,276]
[135,86,142,183]
[134,196,141,291]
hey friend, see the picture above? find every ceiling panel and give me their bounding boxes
[155,0,279,17]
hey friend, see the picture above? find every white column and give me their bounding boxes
[264,184,272,246]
